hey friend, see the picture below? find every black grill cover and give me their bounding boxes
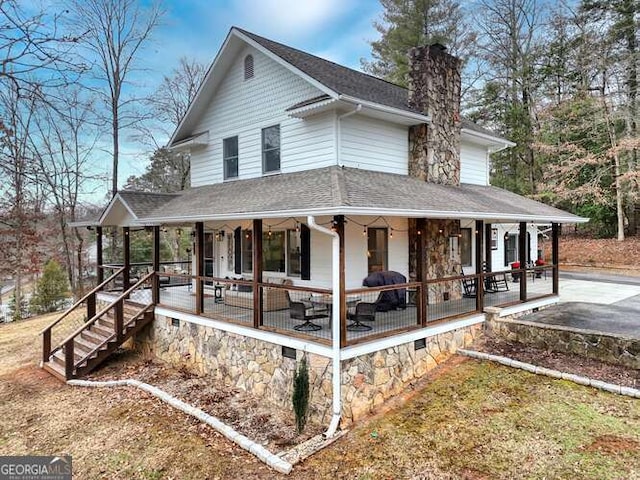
[362,271,407,312]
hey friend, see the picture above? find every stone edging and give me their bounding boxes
[67,379,293,474]
[458,349,640,398]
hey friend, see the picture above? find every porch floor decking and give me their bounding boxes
[110,276,553,344]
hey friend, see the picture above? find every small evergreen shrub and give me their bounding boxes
[31,259,69,314]
[292,354,310,434]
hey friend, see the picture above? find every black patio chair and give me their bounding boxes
[290,301,328,332]
[346,301,376,331]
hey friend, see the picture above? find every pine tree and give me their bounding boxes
[362,0,475,87]
[31,259,69,314]
[9,291,29,322]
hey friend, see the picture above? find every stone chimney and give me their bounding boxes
[407,44,462,186]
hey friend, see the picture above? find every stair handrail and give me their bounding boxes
[74,304,154,368]
[53,271,155,357]
[41,266,126,335]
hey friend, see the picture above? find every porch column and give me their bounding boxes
[415,218,427,326]
[552,222,560,295]
[252,219,263,329]
[152,225,160,304]
[96,226,103,285]
[334,215,346,347]
[484,223,492,273]
[518,222,527,301]
[475,220,484,312]
[123,227,130,292]
[195,222,204,314]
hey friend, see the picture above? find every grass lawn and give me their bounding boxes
[1,315,639,479]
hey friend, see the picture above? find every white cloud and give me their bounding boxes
[231,0,355,41]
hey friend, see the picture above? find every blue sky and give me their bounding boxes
[112,0,384,189]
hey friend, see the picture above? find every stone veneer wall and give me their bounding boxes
[486,317,640,370]
[134,314,334,424]
[340,323,482,423]
[407,44,461,186]
[134,314,482,426]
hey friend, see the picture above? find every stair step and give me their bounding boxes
[42,301,154,382]
[81,328,110,344]
[96,316,115,329]
[74,335,101,354]
[90,322,113,337]
[52,348,83,366]
[43,361,67,381]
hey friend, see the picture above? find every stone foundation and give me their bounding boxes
[340,323,482,423]
[486,317,640,370]
[135,314,482,426]
[134,314,334,423]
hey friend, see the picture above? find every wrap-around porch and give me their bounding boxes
[93,216,560,348]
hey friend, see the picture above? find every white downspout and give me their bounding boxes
[307,215,341,437]
[336,104,362,166]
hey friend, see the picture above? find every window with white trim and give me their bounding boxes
[223,136,238,179]
[262,125,280,173]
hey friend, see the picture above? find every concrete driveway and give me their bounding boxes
[522,271,640,338]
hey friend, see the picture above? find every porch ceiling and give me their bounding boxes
[122,166,586,225]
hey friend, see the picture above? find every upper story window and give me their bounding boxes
[262,125,280,173]
[244,54,254,80]
[223,136,238,180]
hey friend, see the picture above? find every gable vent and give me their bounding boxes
[244,54,254,80]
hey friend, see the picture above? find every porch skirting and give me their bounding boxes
[134,313,482,425]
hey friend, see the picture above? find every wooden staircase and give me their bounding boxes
[42,270,156,381]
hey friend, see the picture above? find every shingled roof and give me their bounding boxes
[236,28,501,139]
[131,166,583,224]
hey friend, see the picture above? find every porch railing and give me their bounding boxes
[95,264,558,347]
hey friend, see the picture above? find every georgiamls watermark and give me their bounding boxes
[0,456,72,480]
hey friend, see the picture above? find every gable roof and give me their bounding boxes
[99,191,180,226]
[236,28,413,115]
[130,166,585,224]
[170,27,508,146]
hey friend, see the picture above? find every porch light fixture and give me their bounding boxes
[295,222,300,233]
[362,226,367,236]
[389,229,394,239]
[176,227,183,236]
[267,226,272,237]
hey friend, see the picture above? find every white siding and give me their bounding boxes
[204,216,409,289]
[339,116,408,174]
[189,47,336,187]
[460,142,489,185]
[343,216,409,288]
[489,224,539,272]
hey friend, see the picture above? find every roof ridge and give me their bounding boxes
[120,190,181,196]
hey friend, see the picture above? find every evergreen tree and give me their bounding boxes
[31,259,70,314]
[292,355,310,434]
[362,0,476,88]
[9,291,29,321]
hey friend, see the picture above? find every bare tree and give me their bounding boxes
[470,0,544,195]
[0,0,80,95]
[130,57,207,192]
[30,87,104,292]
[151,56,207,136]
[0,84,44,317]
[66,0,163,196]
